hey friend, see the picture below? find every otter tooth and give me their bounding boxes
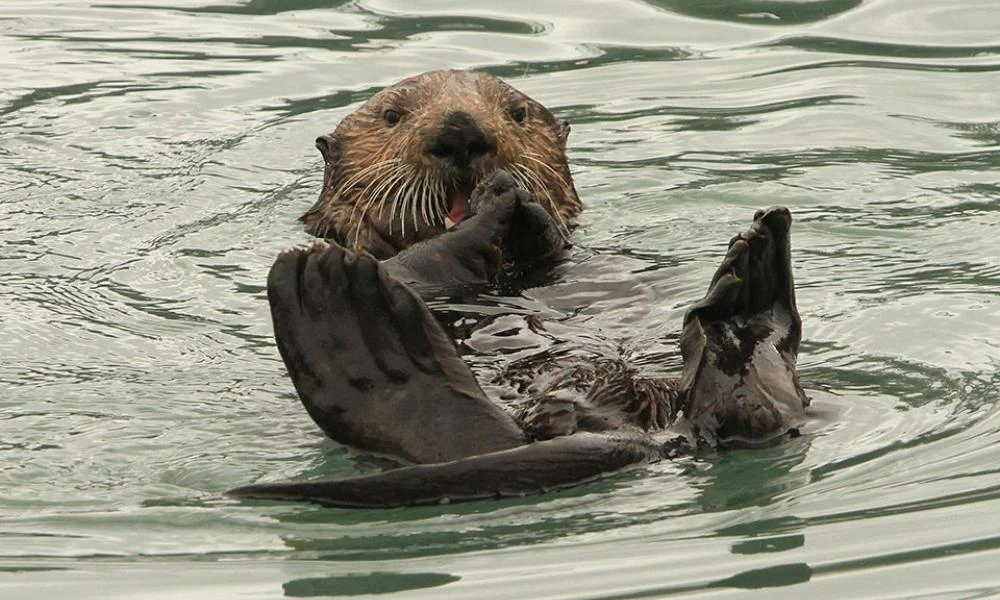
[445,216,456,230]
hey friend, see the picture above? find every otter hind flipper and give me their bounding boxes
[679,206,808,447]
[226,432,661,508]
[266,243,526,465]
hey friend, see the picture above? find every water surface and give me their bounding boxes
[2,0,999,598]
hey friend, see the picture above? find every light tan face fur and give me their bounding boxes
[301,69,581,258]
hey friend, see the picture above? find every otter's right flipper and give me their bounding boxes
[382,170,522,292]
[227,432,660,508]
[678,206,808,447]
[382,169,567,293]
[267,242,526,464]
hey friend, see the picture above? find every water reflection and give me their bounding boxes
[2,0,1000,597]
[646,0,863,26]
[283,571,460,597]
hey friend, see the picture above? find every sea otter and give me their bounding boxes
[225,71,810,507]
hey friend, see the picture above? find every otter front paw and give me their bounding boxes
[382,170,521,292]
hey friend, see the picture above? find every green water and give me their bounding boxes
[2,0,998,598]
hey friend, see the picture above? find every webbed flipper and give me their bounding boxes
[678,206,808,447]
[227,432,660,508]
[265,242,526,465]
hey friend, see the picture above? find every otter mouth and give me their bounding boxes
[444,180,475,229]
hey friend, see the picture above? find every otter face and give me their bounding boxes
[301,70,581,258]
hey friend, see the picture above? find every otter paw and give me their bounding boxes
[382,170,522,291]
[470,169,567,273]
[468,169,529,216]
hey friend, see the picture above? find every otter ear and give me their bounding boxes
[315,133,342,164]
[557,120,571,147]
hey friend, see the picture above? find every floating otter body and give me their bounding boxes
[228,202,808,506]
[226,71,810,508]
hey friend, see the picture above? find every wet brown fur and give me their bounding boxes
[505,356,680,441]
[302,69,582,258]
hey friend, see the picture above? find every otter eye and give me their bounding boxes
[383,109,400,126]
[509,106,527,124]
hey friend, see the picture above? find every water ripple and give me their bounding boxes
[2,0,999,597]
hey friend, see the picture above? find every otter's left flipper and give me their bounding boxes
[266,242,526,464]
[227,432,660,508]
[498,186,568,274]
[678,206,808,447]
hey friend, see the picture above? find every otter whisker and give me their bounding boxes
[420,175,436,231]
[519,163,550,195]
[418,170,433,230]
[509,169,546,217]
[509,168,532,192]
[344,168,391,244]
[430,171,444,227]
[359,173,395,224]
[521,152,572,194]
[511,162,544,195]
[378,169,404,235]
[403,166,423,238]
[433,177,448,226]
[399,187,413,238]
[388,166,412,237]
[405,171,421,238]
[351,162,409,245]
[345,159,403,227]
[366,168,403,232]
[422,170,441,229]
[521,153,569,195]
[514,163,571,243]
[376,170,402,238]
[338,158,400,204]
[355,163,403,223]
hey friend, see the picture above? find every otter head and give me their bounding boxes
[301,69,581,259]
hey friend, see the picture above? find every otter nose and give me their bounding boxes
[427,111,495,168]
